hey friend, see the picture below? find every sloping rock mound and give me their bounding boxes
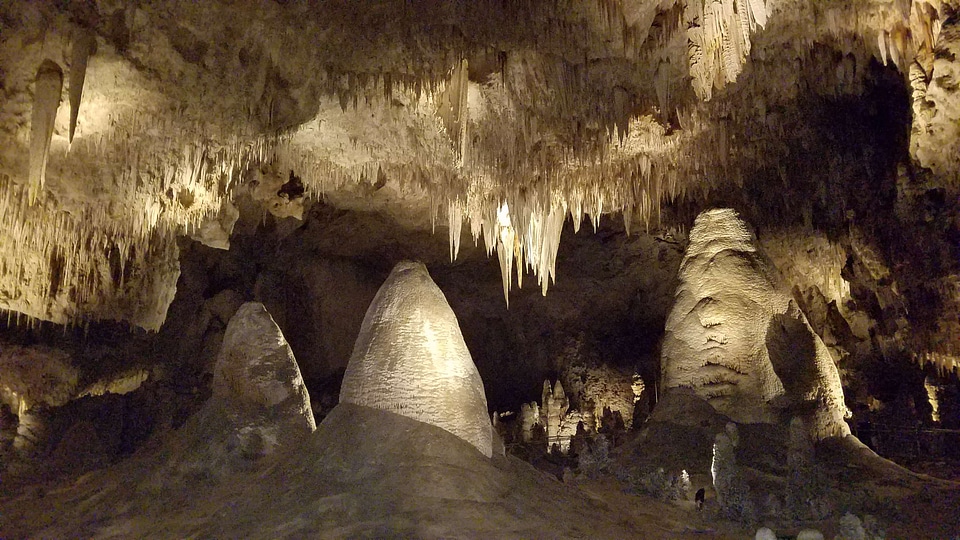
[0,403,661,538]
[661,208,849,440]
[340,261,492,457]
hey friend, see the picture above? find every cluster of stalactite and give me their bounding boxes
[1,0,955,326]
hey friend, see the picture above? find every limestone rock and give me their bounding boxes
[191,201,240,250]
[204,289,244,325]
[0,345,77,414]
[213,302,316,458]
[28,59,63,201]
[340,261,492,458]
[661,208,850,440]
[559,344,639,430]
[542,379,569,450]
[913,17,960,179]
[836,512,867,540]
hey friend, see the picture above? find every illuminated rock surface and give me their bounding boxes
[341,261,492,457]
[0,402,685,539]
[661,208,849,440]
[209,301,316,459]
[0,1,958,537]
[137,302,315,484]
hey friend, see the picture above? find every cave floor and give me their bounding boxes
[2,405,959,539]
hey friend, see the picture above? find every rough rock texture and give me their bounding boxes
[0,345,77,415]
[0,402,689,539]
[1,0,955,333]
[145,302,315,484]
[340,261,492,457]
[661,208,850,440]
[913,15,960,182]
[562,359,639,430]
[211,302,315,460]
[519,401,542,443]
[190,200,240,250]
[0,342,148,456]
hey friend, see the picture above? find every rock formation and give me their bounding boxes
[0,343,148,455]
[340,261,493,458]
[661,208,850,440]
[515,379,594,454]
[28,59,63,203]
[542,379,569,450]
[210,302,316,461]
[519,401,542,443]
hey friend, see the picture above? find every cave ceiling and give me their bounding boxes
[0,0,957,371]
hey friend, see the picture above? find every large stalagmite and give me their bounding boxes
[340,261,493,458]
[661,209,850,440]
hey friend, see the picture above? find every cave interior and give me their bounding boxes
[1,0,960,538]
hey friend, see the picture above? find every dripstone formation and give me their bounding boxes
[661,209,850,440]
[340,261,493,458]
[166,301,317,479]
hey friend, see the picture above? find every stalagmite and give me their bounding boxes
[212,302,316,456]
[340,261,493,457]
[28,60,63,203]
[520,401,542,442]
[68,30,97,145]
[661,209,850,441]
[542,379,569,451]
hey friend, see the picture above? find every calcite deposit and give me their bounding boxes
[212,301,316,457]
[661,209,850,440]
[340,261,493,457]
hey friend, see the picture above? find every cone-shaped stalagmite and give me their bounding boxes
[341,261,493,457]
[29,59,63,203]
[215,302,316,437]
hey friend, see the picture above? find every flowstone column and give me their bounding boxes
[661,208,850,440]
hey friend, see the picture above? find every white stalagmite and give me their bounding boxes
[661,209,850,441]
[29,60,64,203]
[340,261,493,457]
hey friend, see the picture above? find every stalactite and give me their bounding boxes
[448,199,464,262]
[878,30,889,66]
[68,29,97,145]
[29,60,64,204]
[686,0,765,101]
